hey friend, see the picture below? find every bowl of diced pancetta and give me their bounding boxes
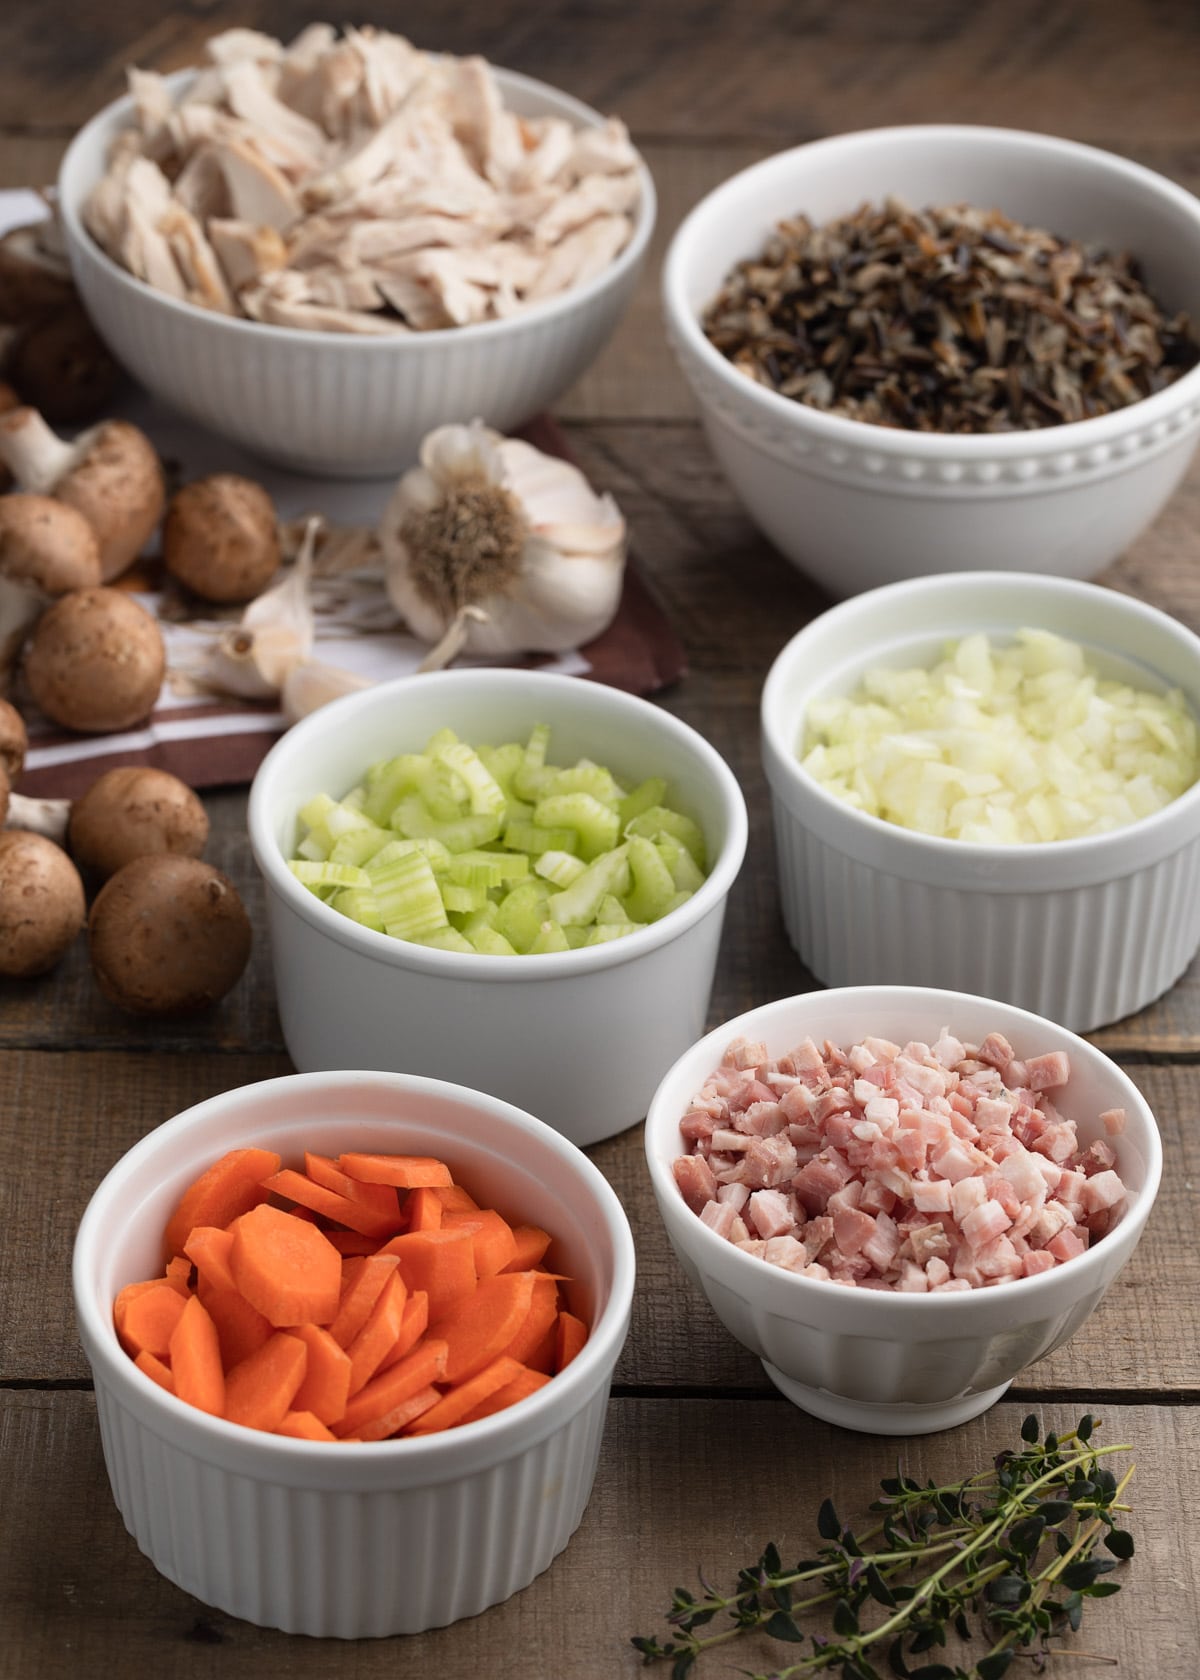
[56,25,656,476]
[644,985,1161,1436]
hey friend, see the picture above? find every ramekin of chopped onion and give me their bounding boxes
[761,571,1200,1032]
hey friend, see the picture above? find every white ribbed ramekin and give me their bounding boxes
[73,1070,635,1637]
[645,986,1161,1435]
[248,668,748,1148]
[761,572,1200,1032]
[663,126,1200,595]
[57,69,655,477]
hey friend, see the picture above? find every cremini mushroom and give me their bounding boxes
[163,473,281,604]
[0,406,165,582]
[0,828,86,976]
[23,586,166,733]
[68,766,209,880]
[0,698,68,841]
[88,854,252,1014]
[6,304,123,425]
[0,493,103,687]
[0,223,76,324]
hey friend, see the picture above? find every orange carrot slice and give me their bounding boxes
[289,1323,353,1426]
[260,1167,398,1241]
[432,1183,480,1213]
[351,1385,442,1442]
[277,1409,337,1442]
[503,1225,553,1272]
[443,1208,519,1278]
[303,1152,401,1222]
[163,1146,280,1258]
[196,1277,273,1369]
[375,1289,430,1374]
[328,1254,399,1349]
[434,1271,537,1384]
[339,1153,452,1188]
[345,1269,409,1395]
[133,1349,176,1396]
[406,1355,525,1436]
[115,1281,188,1358]
[224,1331,308,1432]
[229,1204,342,1328]
[337,1337,449,1437]
[326,1230,379,1256]
[501,1272,561,1369]
[169,1295,225,1416]
[378,1228,477,1322]
[405,1186,444,1232]
[165,1255,194,1294]
[555,1310,588,1370]
[458,1365,550,1425]
[183,1225,237,1294]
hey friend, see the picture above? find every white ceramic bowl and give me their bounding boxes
[645,986,1161,1435]
[762,571,1200,1032]
[57,69,656,477]
[73,1068,636,1636]
[247,669,748,1146]
[663,125,1200,596]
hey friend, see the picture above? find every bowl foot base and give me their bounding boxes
[761,1361,1011,1435]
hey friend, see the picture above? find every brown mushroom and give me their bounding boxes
[0,494,103,685]
[68,767,209,880]
[0,698,71,841]
[0,224,76,324]
[163,473,281,604]
[23,587,165,733]
[6,304,124,425]
[0,406,165,582]
[88,854,252,1014]
[0,696,26,781]
[0,828,86,975]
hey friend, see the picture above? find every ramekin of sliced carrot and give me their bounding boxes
[114,1145,589,1441]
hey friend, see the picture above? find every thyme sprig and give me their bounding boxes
[632,1415,1134,1680]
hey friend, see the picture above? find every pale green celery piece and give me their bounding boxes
[447,848,530,891]
[584,921,643,945]
[325,801,375,839]
[299,791,337,831]
[416,757,470,821]
[289,860,371,890]
[341,785,367,812]
[295,835,328,862]
[503,795,535,825]
[665,888,694,915]
[596,893,632,923]
[502,819,579,856]
[534,849,587,887]
[541,763,622,807]
[423,727,461,755]
[617,776,668,829]
[547,845,631,925]
[624,805,707,869]
[435,740,508,819]
[391,794,502,853]
[416,926,476,954]
[329,826,392,867]
[654,831,706,892]
[368,847,449,937]
[563,925,591,948]
[528,919,571,954]
[477,741,525,796]
[451,900,501,935]
[533,791,620,861]
[362,754,431,825]
[441,881,486,913]
[512,722,553,800]
[332,886,385,932]
[468,925,519,956]
[495,879,551,952]
[621,833,678,922]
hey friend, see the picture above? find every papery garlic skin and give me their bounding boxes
[380,421,626,662]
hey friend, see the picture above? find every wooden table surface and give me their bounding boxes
[3,3,1199,1675]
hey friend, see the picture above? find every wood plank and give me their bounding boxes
[0,1391,1191,1676]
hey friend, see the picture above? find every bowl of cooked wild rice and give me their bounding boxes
[662,125,1200,596]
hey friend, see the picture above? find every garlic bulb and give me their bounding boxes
[379,422,626,668]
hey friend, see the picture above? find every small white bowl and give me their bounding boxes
[73,1068,636,1636]
[247,669,748,1146]
[57,69,656,477]
[663,125,1200,595]
[644,986,1161,1435]
[762,571,1200,1032]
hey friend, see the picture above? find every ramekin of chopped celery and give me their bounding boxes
[287,724,711,956]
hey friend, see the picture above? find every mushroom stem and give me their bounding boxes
[4,791,70,844]
[0,573,44,690]
[0,405,76,493]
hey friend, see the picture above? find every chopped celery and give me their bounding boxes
[654,831,706,892]
[435,740,507,819]
[441,881,487,914]
[329,826,391,867]
[528,919,571,954]
[467,925,519,956]
[415,926,476,953]
[533,792,620,860]
[362,754,430,825]
[495,880,552,952]
[391,794,502,852]
[618,776,668,828]
[621,833,678,923]
[534,849,587,888]
[540,763,622,806]
[624,805,707,868]
[584,921,644,945]
[369,848,448,939]
[547,847,632,926]
[332,886,385,932]
[289,860,370,891]
[447,849,530,891]
[502,819,579,856]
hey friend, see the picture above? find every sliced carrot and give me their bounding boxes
[339,1152,452,1189]
[406,1355,525,1436]
[351,1385,442,1442]
[501,1272,561,1369]
[503,1224,553,1272]
[375,1289,430,1374]
[555,1310,588,1371]
[303,1152,401,1224]
[405,1185,444,1232]
[260,1167,399,1241]
[196,1277,273,1369]
[224,1331,308,1432]
[434,1271,537,1385]
[229,1203,342,1328]
[183,1225,237,1294]
[163,1146,281,1258]
[378,1228,477,1322]
[165,1255,194,1294]
[337,1337,449,1437]
[328,1254,399,1349]
[458,1365,550,1425]
[168,1295,225,1417]
[289,1323,353,1426]
[116,1281,189,1359]
[134,1349,176,1396]
[114,1278,177,1340]
[433,1183,480,1213]
[443,1208,519,1278]
[345,1268,409,1395]
[277,1409,337,1442]
[326,1230,379,1256]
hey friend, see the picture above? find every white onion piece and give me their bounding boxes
[801,628,1200,843]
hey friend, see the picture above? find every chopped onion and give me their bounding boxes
[800,628,1200,843]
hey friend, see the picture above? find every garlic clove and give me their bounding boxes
[280,657,370,723]
[194,515,318,699]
